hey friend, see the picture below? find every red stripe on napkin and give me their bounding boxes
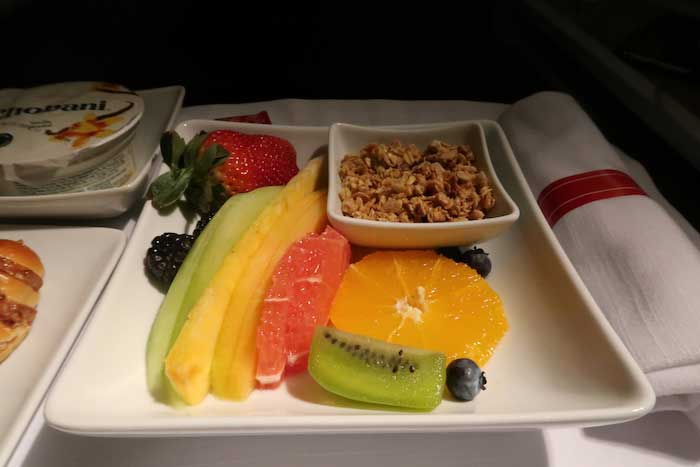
[538,169,647,226]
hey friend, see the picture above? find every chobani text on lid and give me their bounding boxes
[0,101,109,118]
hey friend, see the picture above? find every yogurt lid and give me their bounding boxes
[0,82,144,167]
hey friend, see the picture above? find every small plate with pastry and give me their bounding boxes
[0,225,125,466]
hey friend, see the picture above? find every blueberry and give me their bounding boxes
[446,358,486,401]
[462,247,491,277]
[436,247,463,263]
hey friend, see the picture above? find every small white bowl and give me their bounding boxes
[328,122,520,248]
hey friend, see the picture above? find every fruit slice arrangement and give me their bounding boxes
[146,186,281,405]
[165,156,327,404]
[209,189,327,401]
[144,128,509,412]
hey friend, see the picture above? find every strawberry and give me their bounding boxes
[148,130,298,214]
[203,130,298,195]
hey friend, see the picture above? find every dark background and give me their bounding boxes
[2,0,699,225]
[0,1,546,103]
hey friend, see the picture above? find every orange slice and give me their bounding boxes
[329,250,507,366]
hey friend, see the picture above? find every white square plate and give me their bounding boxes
[0,225,125,464]
[0,86,184,219]
[44,120,654,436]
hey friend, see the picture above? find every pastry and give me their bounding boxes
[0,240,44,363]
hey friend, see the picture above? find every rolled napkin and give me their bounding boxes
[499,92,700,426]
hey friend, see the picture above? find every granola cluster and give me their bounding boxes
[339,140,496,223]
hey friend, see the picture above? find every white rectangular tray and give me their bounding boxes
[0,225,125,464]
[44,120,654,435]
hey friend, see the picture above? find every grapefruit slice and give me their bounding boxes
[254,254,295,386]
[255,226,351,386]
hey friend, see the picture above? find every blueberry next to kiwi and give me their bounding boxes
[446,358,486,401]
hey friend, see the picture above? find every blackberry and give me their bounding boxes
[192,208,218,239]
[145,233,195,287]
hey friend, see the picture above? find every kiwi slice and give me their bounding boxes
[308,327,446,410]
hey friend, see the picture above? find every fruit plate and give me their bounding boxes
[0,86,184,219]
[44,120,654,436]
[0,225,125,465]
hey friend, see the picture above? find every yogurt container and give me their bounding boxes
[0,82,144,195]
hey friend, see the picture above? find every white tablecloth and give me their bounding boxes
[9,98,700,467]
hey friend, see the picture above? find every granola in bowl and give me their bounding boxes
[339,140,496,223]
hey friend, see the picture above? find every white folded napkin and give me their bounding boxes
[499,92,700,427]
